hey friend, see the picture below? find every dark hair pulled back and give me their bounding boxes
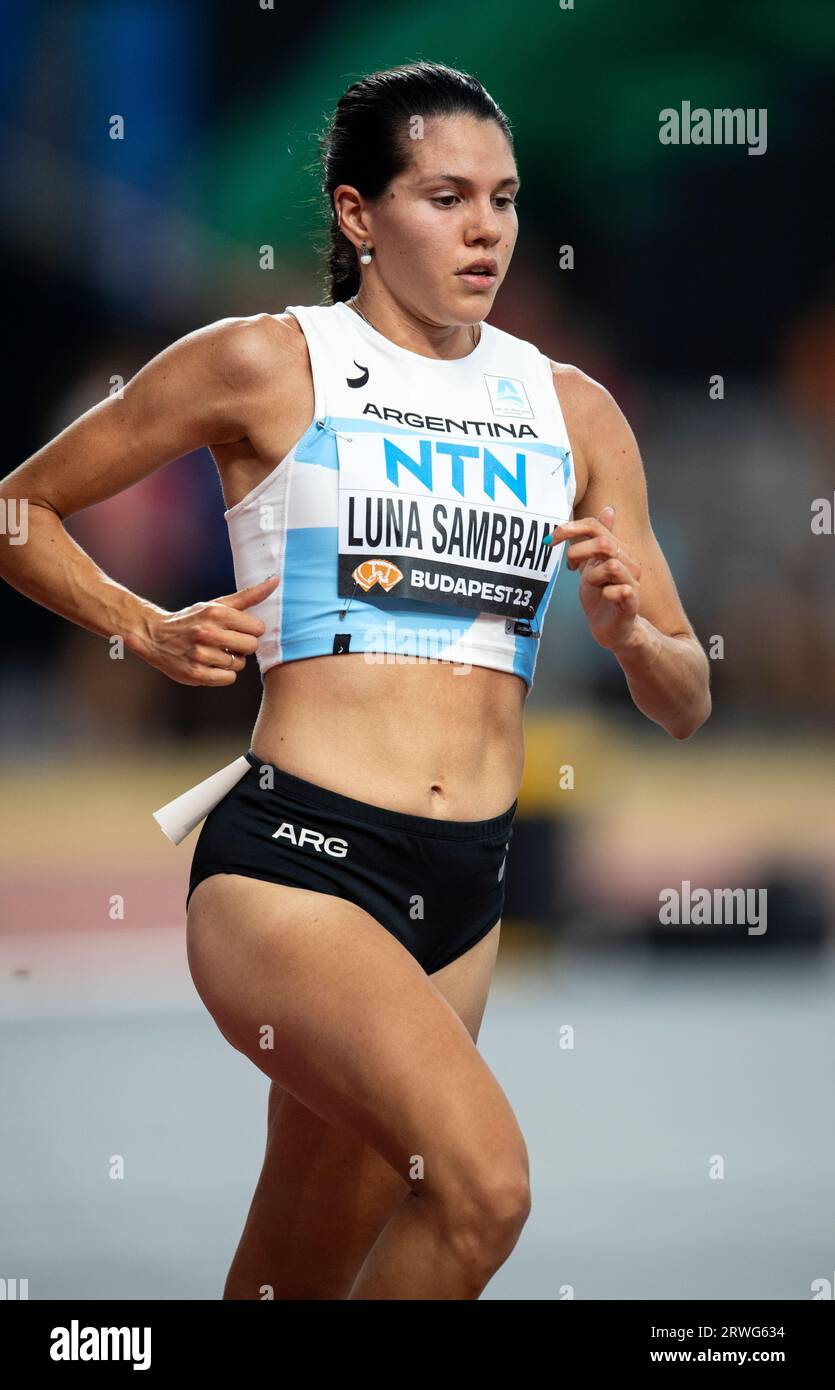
[316,61,513,304]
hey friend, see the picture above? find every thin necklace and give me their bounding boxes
[347,295,481,350]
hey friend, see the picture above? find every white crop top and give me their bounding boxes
[223,299,577,689]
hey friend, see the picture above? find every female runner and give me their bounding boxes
[0,61,710,1300]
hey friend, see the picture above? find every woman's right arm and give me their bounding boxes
[0,314,283,686]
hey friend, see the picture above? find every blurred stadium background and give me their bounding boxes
[1,0,834,1300]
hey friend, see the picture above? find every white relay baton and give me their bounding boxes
[152,755,251,845]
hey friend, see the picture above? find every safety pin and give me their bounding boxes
[316,418,354,443]
[338,577,361,621]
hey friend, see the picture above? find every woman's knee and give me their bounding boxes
[422,1139,532,1277]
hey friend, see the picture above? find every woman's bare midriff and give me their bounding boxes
[250,655,527,821]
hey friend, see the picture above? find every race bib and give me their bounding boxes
[336,429,572,620]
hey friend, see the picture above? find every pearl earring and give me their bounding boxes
[359,242,373,265]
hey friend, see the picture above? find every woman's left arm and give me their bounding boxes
[548,365,711,739]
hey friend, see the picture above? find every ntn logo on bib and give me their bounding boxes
[336,427,571,620]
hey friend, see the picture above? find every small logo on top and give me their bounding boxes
[484,374,533,418]
[346,361,370,388]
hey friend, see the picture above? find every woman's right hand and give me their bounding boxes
[142,575,280,686]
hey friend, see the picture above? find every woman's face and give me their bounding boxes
[359,113,519,326]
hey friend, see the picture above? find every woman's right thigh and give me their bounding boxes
[224,914,505,1298]
[185,872,527,1206]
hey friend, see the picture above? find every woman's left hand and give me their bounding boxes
[546,505,642,651]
